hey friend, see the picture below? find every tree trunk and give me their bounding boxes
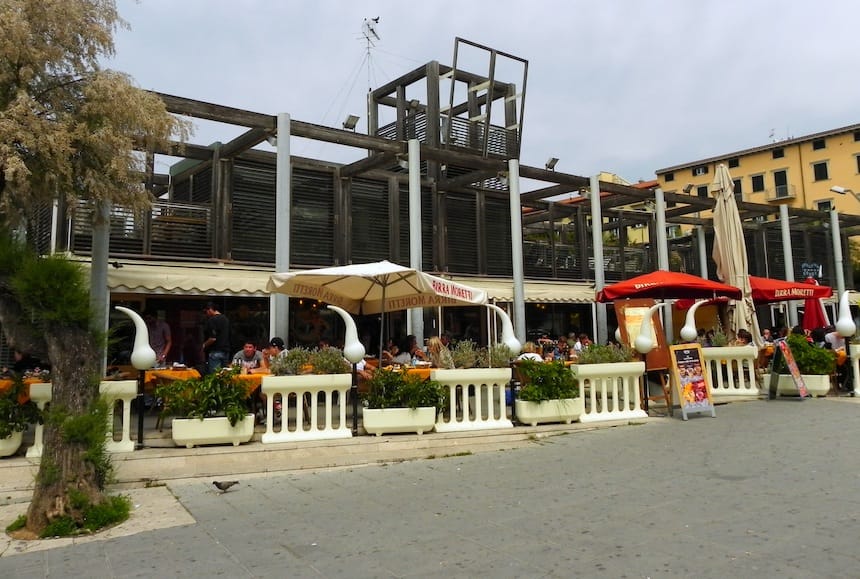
[25,326,105,533]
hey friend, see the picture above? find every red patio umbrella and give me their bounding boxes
[748,276,832,304]
[800,278,831,332]
[596,270,742,302]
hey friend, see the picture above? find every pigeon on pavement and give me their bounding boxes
[212,480,239,493]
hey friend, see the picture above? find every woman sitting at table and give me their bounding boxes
[427,336,454,369]
[517,341,544,361]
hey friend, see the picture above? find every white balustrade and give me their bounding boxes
[850,347,860,393]
[432,368,513,432]
[23,380,137,457]
[25,383,52,458]
[701,346,760,399]
[100,380,137,453]
[261,374,352,443]
[577,361,647,423]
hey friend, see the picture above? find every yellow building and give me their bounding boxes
[655,123,860,216]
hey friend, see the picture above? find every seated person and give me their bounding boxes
[259,337,286,373]
[427,336,454,369]
[391,338,413,365]
[406,334,428,362]
[232,341,263,373]
[517,341,544,361]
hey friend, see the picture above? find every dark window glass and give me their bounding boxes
[728,158,739,168]
[664,172,675,182]
[812,162,828,181]
[697,185,708,198]
[812,138,825,150]
[751,174,765,192]
[773,148,784,159]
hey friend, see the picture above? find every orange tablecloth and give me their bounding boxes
[143,368,201,390]
[378,366,433,381]
[0,378,39,404]
[235,372,268,397]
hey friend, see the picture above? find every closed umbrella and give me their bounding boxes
[710,163,762,347]
[801,277,831,332]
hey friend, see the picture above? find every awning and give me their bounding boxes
[77,259,273,296]
[446,276,595,303]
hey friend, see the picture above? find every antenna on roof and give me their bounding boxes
[362,17,381,92]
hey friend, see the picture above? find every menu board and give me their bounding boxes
[668,344,716,420]
[767,338,809,399]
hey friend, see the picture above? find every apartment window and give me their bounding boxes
[664,172,675,182]
[772,148,784,159]
[817,200,833,212]
[733,178,743,201]
[727,158,740,168]
[854,130,860,142]
[812,138,826,150]
[812,161,829,181]
[751,174,765,192]
[692,166,708,176]
[697,185,709,198]
[856,154,860,174]
[774,170,788,197]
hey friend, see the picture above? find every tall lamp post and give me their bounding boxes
[115,306,156,449]
[836,291,856,396]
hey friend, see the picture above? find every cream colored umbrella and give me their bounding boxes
[710,163,763,347]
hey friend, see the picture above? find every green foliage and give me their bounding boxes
[307,347,350,374]
[361,371,445,410]
[516,360,579,402]
[0,377,43,438]
[11,255,91,328]
[480,343,514,368]
[451,340,480,369]
[155,367,249,426]
[38,494,131,538]
[576,343,635,364]
[709,327,729,347]
[6,514,26,533]
[270,346,312,375]
[50,398,113,488]
[775,333,836,375]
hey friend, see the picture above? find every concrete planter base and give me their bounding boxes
[362,407,436,436]
[171,415,255,449]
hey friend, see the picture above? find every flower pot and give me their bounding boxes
[766,374,831,397]
[0,430,24,457]
[362,407,436,436]
[170,414,254,449]
[514,397,584,426]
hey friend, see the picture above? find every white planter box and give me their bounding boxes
[765,374,831,397]
[362,407,436,436]
[171,414,255,448]
[514,397,584,426]
[0,431,24,457]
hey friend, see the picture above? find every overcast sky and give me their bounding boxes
[107,0,860,185]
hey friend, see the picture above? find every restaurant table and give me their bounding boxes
[143,368,201,393]
[0,378,40,404]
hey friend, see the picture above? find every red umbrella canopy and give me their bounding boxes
[596,270,742,302]
[748,276,832,304]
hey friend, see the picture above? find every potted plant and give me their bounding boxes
[771,332,836,397]
[0,377,42,457]
[360,370,445,435]
[260,346,353,443]
[573,342,647,423]
[155,366,254,448]
[514,360,583,426]
[451,340,480,369]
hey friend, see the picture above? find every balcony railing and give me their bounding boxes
[765,184,796,201]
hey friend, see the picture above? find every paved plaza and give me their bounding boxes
[1,397,859,577]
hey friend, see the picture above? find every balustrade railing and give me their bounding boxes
[576,362,647,423]
[432,368,513,432]
[260,374,352,443]
[700,346,760,399]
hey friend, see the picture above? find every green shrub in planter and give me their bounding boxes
[361,371,445,410]
[516,360,579,402]
[576,342,635,364]
[269,346,312,376]
[307,347,351,375]
[774,333,836,376]
[155,366,249,426]
[480,343,514,368]
[451,340,479,369]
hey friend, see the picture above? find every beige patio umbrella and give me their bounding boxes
[710,163,763,347]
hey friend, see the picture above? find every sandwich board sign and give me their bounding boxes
[767,338,809,400]
[668,344,716,420]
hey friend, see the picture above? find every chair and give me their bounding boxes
[641,369,673,417]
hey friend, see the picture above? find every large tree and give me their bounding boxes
[0,0,187,535]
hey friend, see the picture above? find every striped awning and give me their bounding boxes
[445,276,595,303]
